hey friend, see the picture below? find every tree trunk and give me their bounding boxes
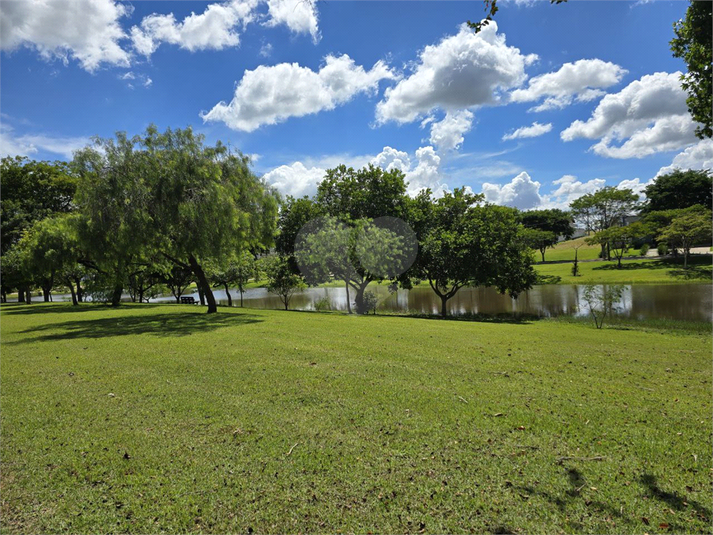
[189,255,217,313]
[239,288,244,307]
[26,287,32,305]
[197,284,205,306]
[111,283,123,307]
[68,281,78,306]
[355,280,370,314]
[75,278,83,302]
[42,284,51,302]
[18,288,25,303]
[223,283,233,307]
[441,295,448,319]
[541,248,546,263]
[344,280,352,314]
[284,296,289,310]
[1,289,6,303]
[684,250,689,269]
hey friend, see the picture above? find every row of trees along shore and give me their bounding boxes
[1,126,711,316]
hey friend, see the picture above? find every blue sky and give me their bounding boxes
[1,0,711,209]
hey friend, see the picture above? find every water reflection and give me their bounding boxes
[150,284,711,322]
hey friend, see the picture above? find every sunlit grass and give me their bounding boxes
[1,303,711,533]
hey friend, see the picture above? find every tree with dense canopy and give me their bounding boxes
[141,126,279,313]
[412,188,536,318]
[522,228,558,263]
[670,0,712,139]
[73,133,153,307]
[264,254,306,310]
[0,156,78,301]
[643,170,712,212]
[16,213,84,304]
[657,209,712,269]
[570,187,639,259]
[586,222,650,268]
[295,216,409,314]
[520,209,574,240]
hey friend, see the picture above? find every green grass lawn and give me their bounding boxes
[539,236,633,263]
[535,255,713,285]
[1,303,711,534]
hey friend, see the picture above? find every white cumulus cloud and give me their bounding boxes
[502,121,552,141]
[263,161,325,198]
[561,71,698,159]
[655,138,713,177]
[370,146,411,173]
[510,59,627,112]
[264,0,319,42]
[376,22,537,125]
[130,0,259,56]
[481,171,543,209]
[0,0,131,72]
[428,110,475,152]
[202,54,396,131]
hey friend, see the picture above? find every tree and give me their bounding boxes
[643,170,712,212]
[657,210,712,268]
[413,188,536,318]
[142,126,279,314]
[317,164,409,221]
[522,228,558,263]
[570,187,639,258]
[233,251,257,307]
[264,255,306,310]
[163,265,194,303]
[308,164,413,313]
[73,133,153,307]
[0,156,78,255]
[208,251,257,307]
[127,265,163,303]
[16,214,84,305]
[670,0,712,139]
[275,196,322,259]
[1,156,78,301]
[520,208,574,240]
[295,217,409,314]
[581,284,625,329]
[586,222,650,268]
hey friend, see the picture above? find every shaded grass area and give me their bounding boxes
[535,255,713,284]
[1,303,711,534]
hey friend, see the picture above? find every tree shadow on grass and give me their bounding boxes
[516,467,634,531]
[639,474,711,522]
[592,255,712,280]
[0,303,168,316]
[8,311,262,344]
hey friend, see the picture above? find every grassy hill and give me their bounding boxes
[540,236,640,263]
[2,303,711,533]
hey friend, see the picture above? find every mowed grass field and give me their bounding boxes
[1,303,711,534]
[539,237,625,263]
[534,255,713,285]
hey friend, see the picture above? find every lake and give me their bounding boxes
[150,284,712,322]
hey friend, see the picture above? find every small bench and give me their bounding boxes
[180,296,196,304]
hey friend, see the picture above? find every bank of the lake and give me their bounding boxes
[1,303,711,534]
[533,255,713,285]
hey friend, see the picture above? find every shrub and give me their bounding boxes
[657,243,669,256]
[313,295,331,312]
[581,284,625,329]
[639,243,650,256]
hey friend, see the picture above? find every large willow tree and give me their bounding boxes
[75,126,279,313]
